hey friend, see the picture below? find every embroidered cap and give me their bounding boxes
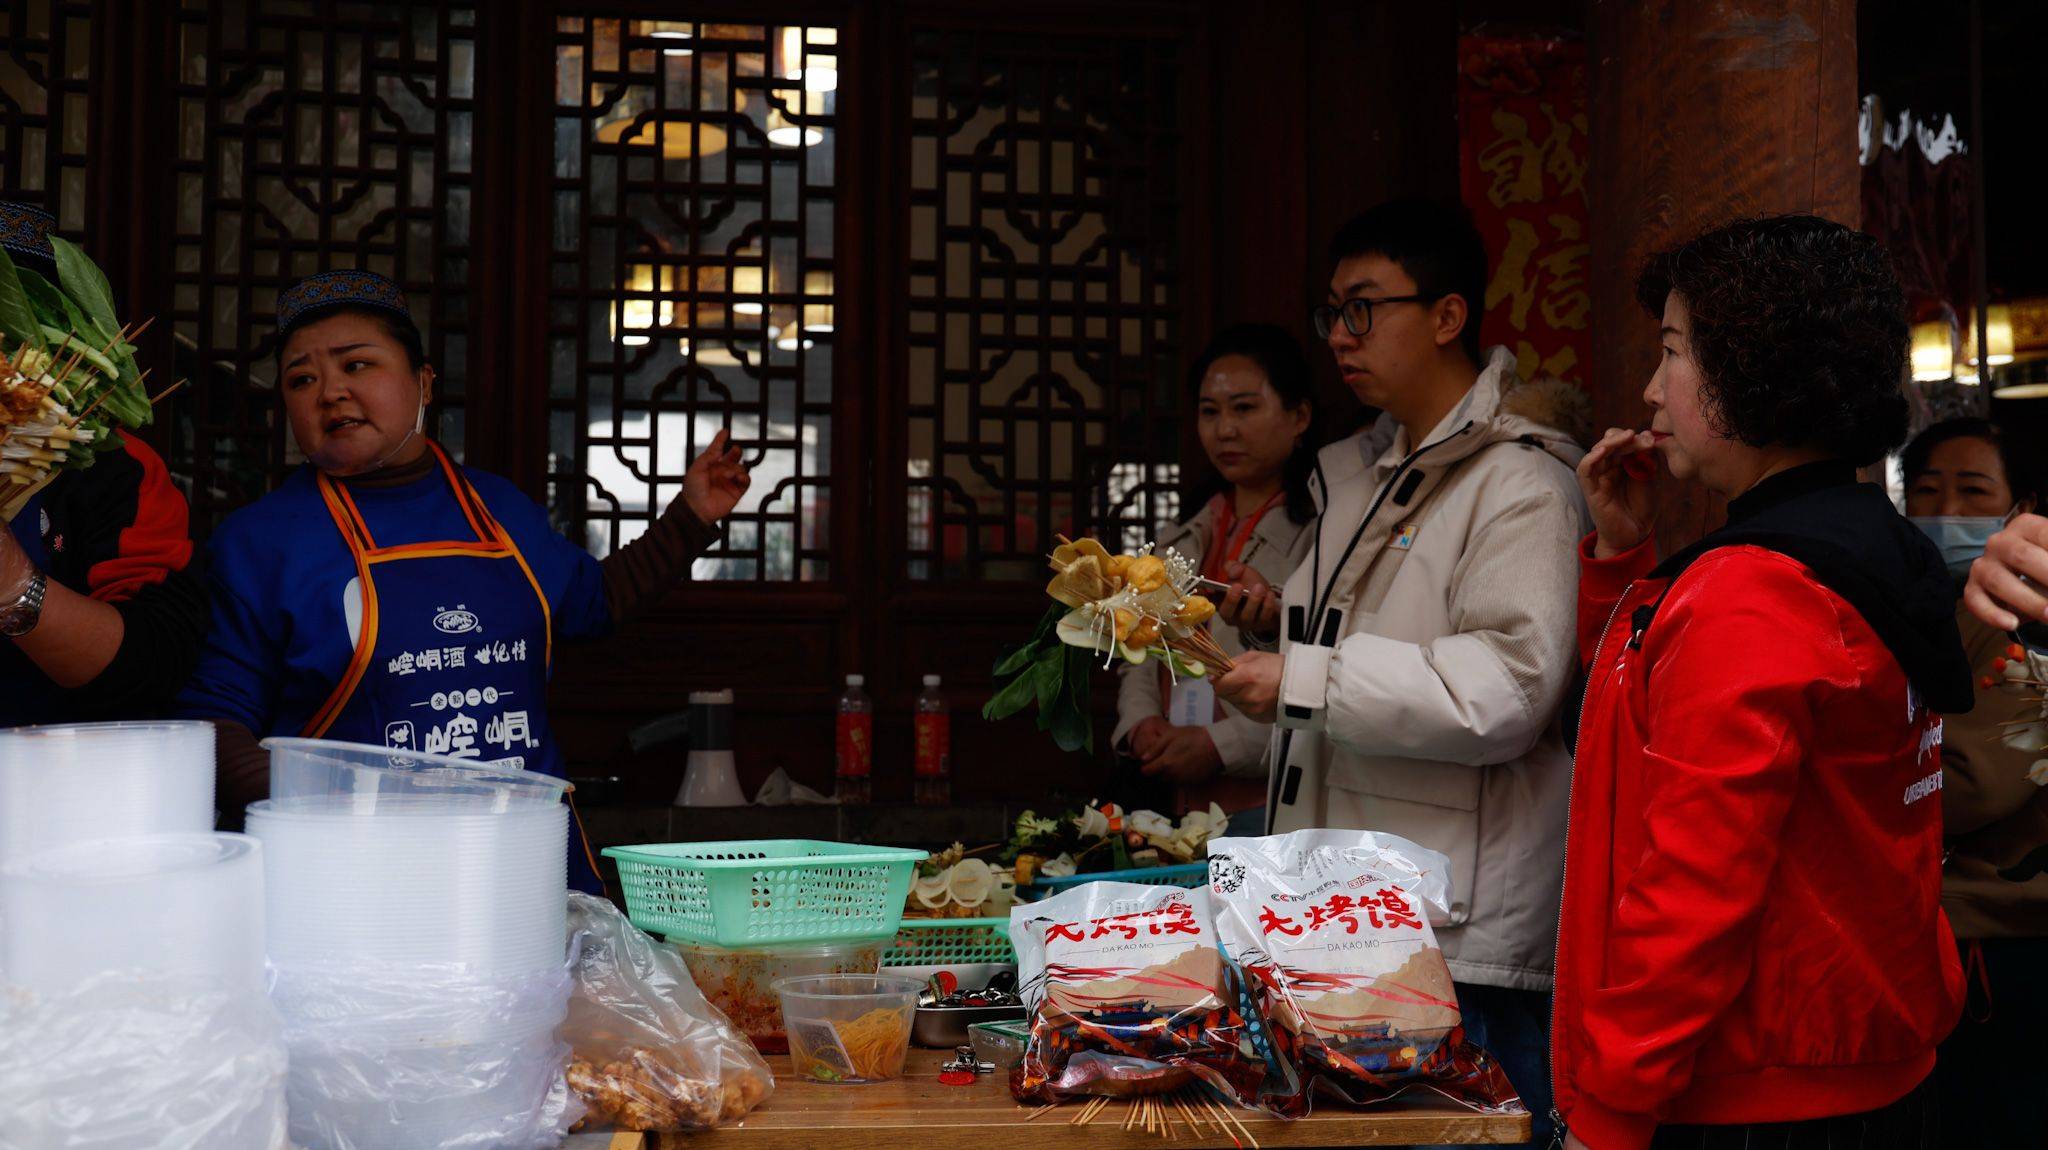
[276,269,417,338]
[0,201,58,278]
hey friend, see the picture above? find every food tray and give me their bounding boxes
[604,839,927,947]
[1019,861,1208,896]
[882,916,1016,967]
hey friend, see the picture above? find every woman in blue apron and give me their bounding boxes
[180,270,748,892]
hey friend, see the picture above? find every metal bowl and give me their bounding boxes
[911,1002,1027,1048]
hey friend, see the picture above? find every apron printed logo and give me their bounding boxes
[1390,523,1419,551]
[433,604,481,635]
[384,720,415,749]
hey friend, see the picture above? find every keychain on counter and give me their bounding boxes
[939,1045,997,1085]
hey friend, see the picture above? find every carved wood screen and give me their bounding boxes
[545,16,838,581]
[899,22,1186,584]
[161,1,480,534]
[0,0,92,237]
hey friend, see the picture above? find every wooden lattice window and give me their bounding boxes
[547,17,837,581]
[0,0,92,236]
[902,27,1185,583]
[164,1,479,534]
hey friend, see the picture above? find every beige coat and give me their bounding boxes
[1112,497,1315,774]
[1940,606,2048,939]
[1268,347,1590,991]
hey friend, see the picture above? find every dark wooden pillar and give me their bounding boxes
[1589,0,1860,551]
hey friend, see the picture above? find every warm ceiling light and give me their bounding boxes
[731,265,765,316]
[765,110,823,148]
[1963,304,2016,368]
[1909,320,1954,383]
[1992,382,2048,400]
[780,27,838,93]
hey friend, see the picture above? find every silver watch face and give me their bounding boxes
[0,571,43,637]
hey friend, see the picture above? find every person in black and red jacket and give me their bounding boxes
[1553,215,1972,1150]
[0,201,207,724]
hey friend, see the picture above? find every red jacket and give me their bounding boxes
[1553,533,1964,1149]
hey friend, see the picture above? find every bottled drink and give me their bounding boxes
[913,674,951,805]
[835,674,873,804]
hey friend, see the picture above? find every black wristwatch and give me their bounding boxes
[0,569,47,638]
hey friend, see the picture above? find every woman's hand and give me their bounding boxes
[0,519,31,602]
[1213,651,1282,723]
[1564,1133,1592,1150]
[1139,724,1223,784]
[1128,715,1173,762]
[1965,512,2048,629]
[1577,427,1660,559]
[681,429,751,524]
[1216,561,1281,641]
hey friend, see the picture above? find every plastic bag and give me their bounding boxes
[563,892,775,1131]
[1207,830,1518,1114]
[0,973,288,1150]
[271,961,579,1150]
[1008,881,1263,1106]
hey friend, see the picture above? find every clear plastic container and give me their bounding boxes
[772,974,920,1084]
[673,937,887,1053]
[0,721,216,863]
[262,737,570,809]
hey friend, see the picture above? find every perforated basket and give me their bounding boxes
[881,917,1016,968]
[1021,861,1208,896]
[603,839,927,947]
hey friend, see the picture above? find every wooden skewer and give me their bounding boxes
[147,377,187,406]
[1020,1102,1057,1122]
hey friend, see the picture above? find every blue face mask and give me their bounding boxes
[1910,516,2006,579]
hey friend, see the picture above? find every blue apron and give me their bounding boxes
[308,443,601,893]
[0,490,55,726]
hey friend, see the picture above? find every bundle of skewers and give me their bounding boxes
[1022,1084,1263,1147]
[984,535,1236,753]
[1989,639,2048,781]
[0,236,173,520]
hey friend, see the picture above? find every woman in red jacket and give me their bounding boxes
[1553,215,1972,1150]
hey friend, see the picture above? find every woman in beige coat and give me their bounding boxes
[1113,324,1316,826]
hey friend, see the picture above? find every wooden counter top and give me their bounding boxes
[568,1049,1530,1148]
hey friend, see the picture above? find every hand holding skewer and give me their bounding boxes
[1212,562,1281,643]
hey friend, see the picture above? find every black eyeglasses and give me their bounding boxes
[1311,294,1435,340]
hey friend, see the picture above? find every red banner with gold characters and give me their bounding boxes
[1458,35,1591,390]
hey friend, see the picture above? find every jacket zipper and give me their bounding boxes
[1549,583,1635,1148]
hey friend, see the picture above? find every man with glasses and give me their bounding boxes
[1215,197,1589,1139]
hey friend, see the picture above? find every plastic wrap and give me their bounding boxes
[271,961,578,1150]
[1207,830,1518,1115]
[1008,882,1263,1106]
[0,973,287,1150]
[563,893,775,1131]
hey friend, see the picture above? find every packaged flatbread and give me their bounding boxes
[1207,830,1517,1114]
[1008,882,1263,1106]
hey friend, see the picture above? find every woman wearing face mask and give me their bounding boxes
[1111,324,1315,829]
[1900,417,2048,1147]
[1554,216,1971,1149]
[179,271,749,892]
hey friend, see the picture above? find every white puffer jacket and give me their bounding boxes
[1266,347,1590,992]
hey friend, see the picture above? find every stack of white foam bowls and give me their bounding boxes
[0,833,287,1150]
[0,721,216,862]
[249,739,573,1150]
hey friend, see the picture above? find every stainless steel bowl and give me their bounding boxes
[911,1003,1027,1048]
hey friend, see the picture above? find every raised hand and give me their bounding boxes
[1577,427,1661,559]
[681,428,751,525]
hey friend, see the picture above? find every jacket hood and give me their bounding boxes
[1320,347,1587,499]
[1650,460,1975,714]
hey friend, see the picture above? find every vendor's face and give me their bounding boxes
[1643,292,1746,492]
[1905,436,2023,518]
[280,313,433,477]
[1195,356,1308,491]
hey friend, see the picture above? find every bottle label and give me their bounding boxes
[914,713,950,778]
[836,713,873,779]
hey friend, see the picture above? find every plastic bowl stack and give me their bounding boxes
[0,833,288,1150]
[248,739,575,1150]
[0,720,216,862]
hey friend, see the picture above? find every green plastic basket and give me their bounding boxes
[882,917,1017,968]
[603,839,927,947]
